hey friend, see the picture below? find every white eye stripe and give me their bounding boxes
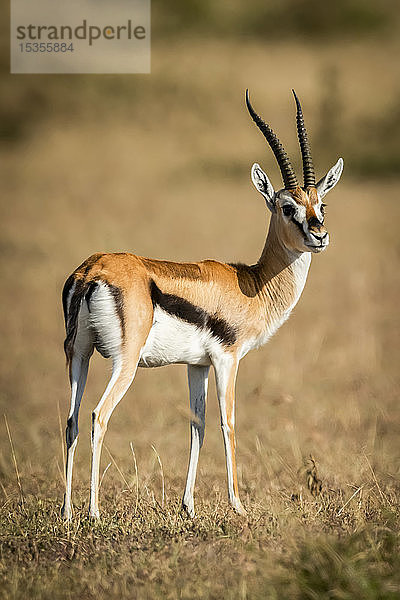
[295,205,306,220]
[313,204,324,221]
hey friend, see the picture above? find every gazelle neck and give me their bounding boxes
[256,213,310,283]
[238,214,311,353]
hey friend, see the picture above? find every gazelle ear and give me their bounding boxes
[251,163,276,212]
[316,158,344,200]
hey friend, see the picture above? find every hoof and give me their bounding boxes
[88,508,100,520]
[181,498,195,519]
[61,500,72,521]
[231,499,247,517]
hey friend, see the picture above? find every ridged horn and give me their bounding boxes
[292,89,316,188]
[246,89,298,190]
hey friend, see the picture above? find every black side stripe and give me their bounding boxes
[149,280,236,347]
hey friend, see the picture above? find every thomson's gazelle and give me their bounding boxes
[61,90,343,519]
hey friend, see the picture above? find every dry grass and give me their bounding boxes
[0,37,399,599]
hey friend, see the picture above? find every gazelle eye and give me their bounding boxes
[282,205,294,217]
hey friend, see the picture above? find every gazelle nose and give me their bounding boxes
[308,217,327,239]
[311,230,327,240]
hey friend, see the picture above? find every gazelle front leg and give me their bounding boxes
[213,353,246,516]
[182,364,210,518]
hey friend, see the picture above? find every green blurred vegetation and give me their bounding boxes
[316,67,400,178]
[1,0,400,177]
[154,0,398,40]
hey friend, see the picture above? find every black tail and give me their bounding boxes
[62,276,94,369]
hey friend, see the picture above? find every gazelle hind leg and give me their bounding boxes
[213,354,246,516]
[87,280,154,518]
[88,341,145,519]
[182,365,210,518]
[62,303,94,520]
[62,354,91,519]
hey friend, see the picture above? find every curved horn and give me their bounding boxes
[246,89,298,190]
[292,89,316,188]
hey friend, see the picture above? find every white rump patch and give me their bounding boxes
[87,282,122,359]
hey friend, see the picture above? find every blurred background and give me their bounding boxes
[0,2,399,594]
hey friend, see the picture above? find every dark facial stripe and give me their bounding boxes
[150,280,236,347]
[292,217,305,235]
[308,216,324,229]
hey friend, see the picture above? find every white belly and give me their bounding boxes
[139,307,214,368]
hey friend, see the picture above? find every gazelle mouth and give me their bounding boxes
[305,242,327,253]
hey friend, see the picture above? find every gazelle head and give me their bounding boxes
[246,89,343,254]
